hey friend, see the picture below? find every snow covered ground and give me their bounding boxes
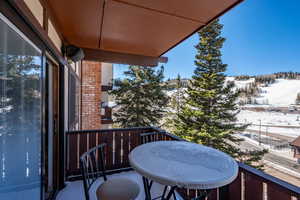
[246,125,300,138]
[238,110,300,126]
[237,110,300,138]
[237,133,295,159]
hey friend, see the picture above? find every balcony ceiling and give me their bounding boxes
[48,0,242,58]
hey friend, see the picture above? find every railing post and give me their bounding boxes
[219,185,229,200]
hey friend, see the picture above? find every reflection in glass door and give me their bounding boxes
[0,13,42,199]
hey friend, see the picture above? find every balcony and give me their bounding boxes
[57,127,300,200]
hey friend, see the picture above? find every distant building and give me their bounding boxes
[290,136,300,164]
[80,62,113,130]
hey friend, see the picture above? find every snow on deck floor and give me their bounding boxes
[56,171,180,200]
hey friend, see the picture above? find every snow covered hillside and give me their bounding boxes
[227,77,300,106]
[167,77,300,106]
[257,79,300,106]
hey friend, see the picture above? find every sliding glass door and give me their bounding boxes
[0,13,42,199]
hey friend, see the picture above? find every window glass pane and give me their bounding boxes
[0,14,42,200]
[69,71,80,130]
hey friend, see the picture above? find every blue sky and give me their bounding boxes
[114,0,300,79]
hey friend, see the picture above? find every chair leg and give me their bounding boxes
[172,190,176,200]
[162,186,168,198]
[165,186,176,200]
[149,180,153,189]
[142,177,152,200]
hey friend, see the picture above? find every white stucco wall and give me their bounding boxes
[24,0,62,53]
[24,0,43,26]
[101,92,109,106]
[48,19,62,51]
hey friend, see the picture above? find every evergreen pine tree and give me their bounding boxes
[170,74,185,115]
[111,65,168,127]
[173,19,267,169]
[0,54,41,134]
[164,74,185,132]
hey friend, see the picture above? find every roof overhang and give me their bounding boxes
[84,48,168,67]
[46,0,243,66]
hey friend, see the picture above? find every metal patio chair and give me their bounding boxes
[80,143,140,200]
[140,131,166,144]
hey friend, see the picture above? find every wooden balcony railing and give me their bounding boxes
[66,127,300,200]
[66,127,174,178]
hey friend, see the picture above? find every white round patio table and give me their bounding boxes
[129,141,238,200]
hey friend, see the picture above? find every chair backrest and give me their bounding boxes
[140,131,166,144]
[80,143,107,200]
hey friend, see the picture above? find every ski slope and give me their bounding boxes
[257,79,300,106]
[227,77,300,106]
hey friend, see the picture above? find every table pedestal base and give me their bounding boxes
[142,177,177,200]
[142,176,211,200]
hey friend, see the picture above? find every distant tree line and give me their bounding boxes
[235,75,252,81]
[254,75,276,85]
[235,72,300,81]
[274,72,300,79]
[237,82,260,96]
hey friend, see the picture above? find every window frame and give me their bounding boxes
[0,2,64,199]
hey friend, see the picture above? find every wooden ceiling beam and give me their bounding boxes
[83,48,168,67]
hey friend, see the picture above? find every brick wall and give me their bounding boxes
[81,61,102,129]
